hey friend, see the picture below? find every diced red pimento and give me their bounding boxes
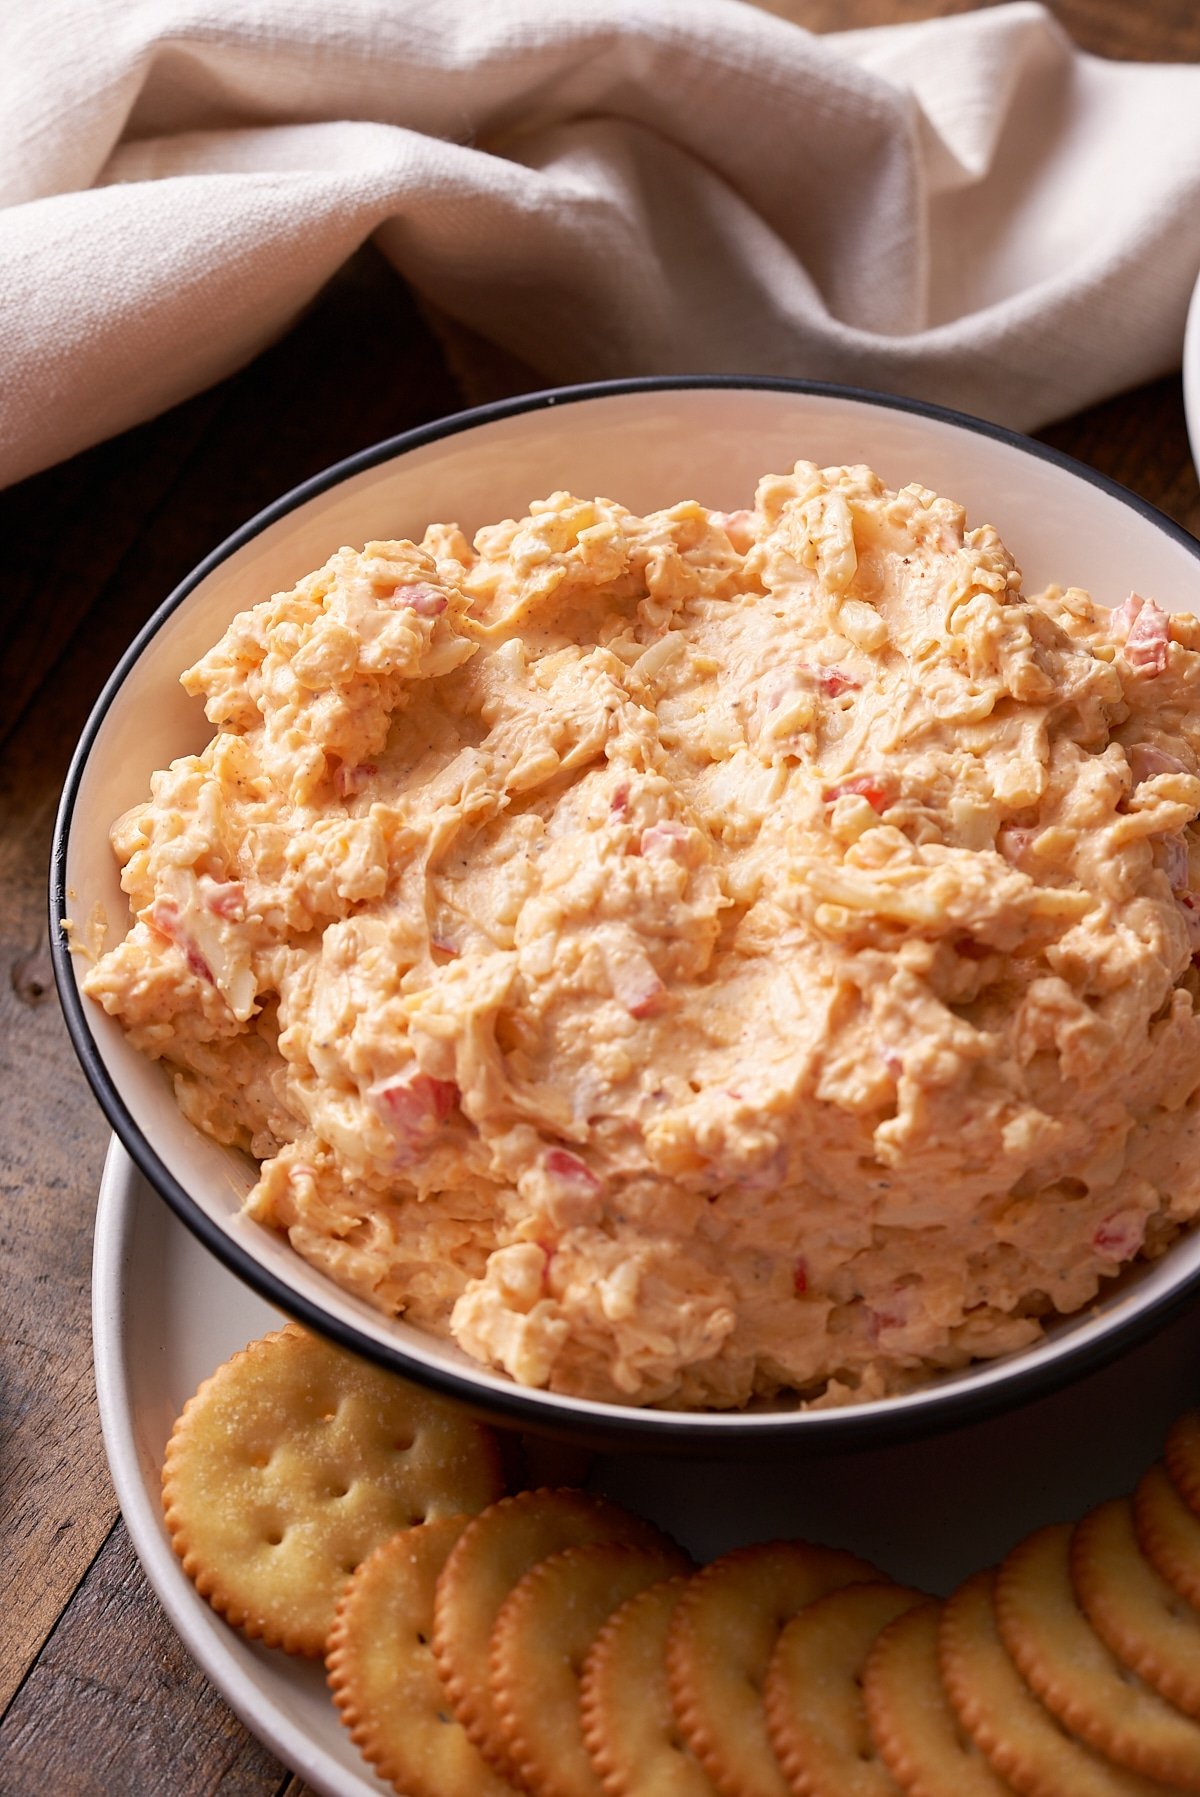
[204,879,246,922]
[144,897,214,984]
[335,761,377,798]
[610,783,630,819]
[793,1257,808,1296]
[371,1070,458,1163]
[1178,892,1200,950]
[866,1286,913,1339]
[536,1239,557,1290]
[639,821,690,859]
[1115,593,1171,676]
[386,582,447,618]
[1109,591,1145,638]
[803,664,861,697]
[998,825,1037,869]
[609,947,666,1018]
[1093,1212,1146,1261]
[144,896,180,939]
[544,1147,603,1194]
[822,775,892,813]
[430,936,460,959]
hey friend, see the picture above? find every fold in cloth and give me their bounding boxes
[3,0,1200,489]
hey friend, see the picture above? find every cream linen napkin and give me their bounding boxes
[3,0,1200,490]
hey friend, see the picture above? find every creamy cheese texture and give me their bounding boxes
[84,463,1200,1408]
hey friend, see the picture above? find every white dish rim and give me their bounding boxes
[91,1136,384,1797]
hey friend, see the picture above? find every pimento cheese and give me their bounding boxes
[83,463,1200,1408]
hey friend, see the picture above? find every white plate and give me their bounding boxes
[95,1135,1200,1787]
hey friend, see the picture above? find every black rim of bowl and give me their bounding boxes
[50,372,1200,1449]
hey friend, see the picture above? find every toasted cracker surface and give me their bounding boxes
[665,1538,877,1797]
[762,1580,922,1796]
[939,1568,1175,1797]
[861,1600,1013,1796]
[1164,1412,1200,1518]
[1135,1462,1200,1612]
[432,1487,675,1780]
[1072,1496,1200,1720]
[994,1521,1200,1788]
[491,1541,692,1797]
[580,1577,720,1797]
[326,1515,518,1797]
[160,1323,503,1655]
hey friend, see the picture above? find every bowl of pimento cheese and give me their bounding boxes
[51,378,1200,1449]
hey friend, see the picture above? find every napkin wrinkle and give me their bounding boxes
[830,2,1071,191]
[4,0,1200,490]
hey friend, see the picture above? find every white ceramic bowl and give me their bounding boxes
[52,377,1200,1450]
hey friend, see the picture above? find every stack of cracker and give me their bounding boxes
[161,1326,1200,1797]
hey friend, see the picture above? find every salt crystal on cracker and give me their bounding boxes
[161,1323,503,1656]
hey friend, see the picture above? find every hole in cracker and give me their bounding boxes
[342,1559,360,1576]
[416,1631,429,1646]
[248,1449,272,1469]
[394,1432,415,1451]
[264,1527,285,1547]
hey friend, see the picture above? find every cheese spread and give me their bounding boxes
[83,463,1200,1408]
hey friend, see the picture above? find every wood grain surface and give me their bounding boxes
[2,2,1199,1790]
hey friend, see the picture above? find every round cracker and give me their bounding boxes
[327,1516,519,1797]
[994,1521,1200,1789]
[665,1538,878,1797]
[939,1567,1175,1797]
[1164,1412,1200,1518]
[861,1600,1014,1796]
[432,1487,677,1780]
[1072,1496,1200,1720]
[1135,1462,1200,1612]
[491,1541,693,1797]
[762,1580,923,1796]
[161,1324,503,1655]
[580,1577,721,1797]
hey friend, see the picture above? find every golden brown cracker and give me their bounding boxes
[1164,1411,1200,1518]
[491,1541,693,1797]
[940,1567,1175,1797]
[161,1324,503,1655]
[327,1516,519,1797]
[862,1600,1014,1796]
[665,1538,878,1797]
[580,1577,721,1797]
[994,1521,1200,1790]
[432,1487,677,1780]
[1072,1496,1200,1720]
[1136,1461,1200,1611]
[762,1580,923,1796]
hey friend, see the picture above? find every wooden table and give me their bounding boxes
[3,3,1199,1789]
